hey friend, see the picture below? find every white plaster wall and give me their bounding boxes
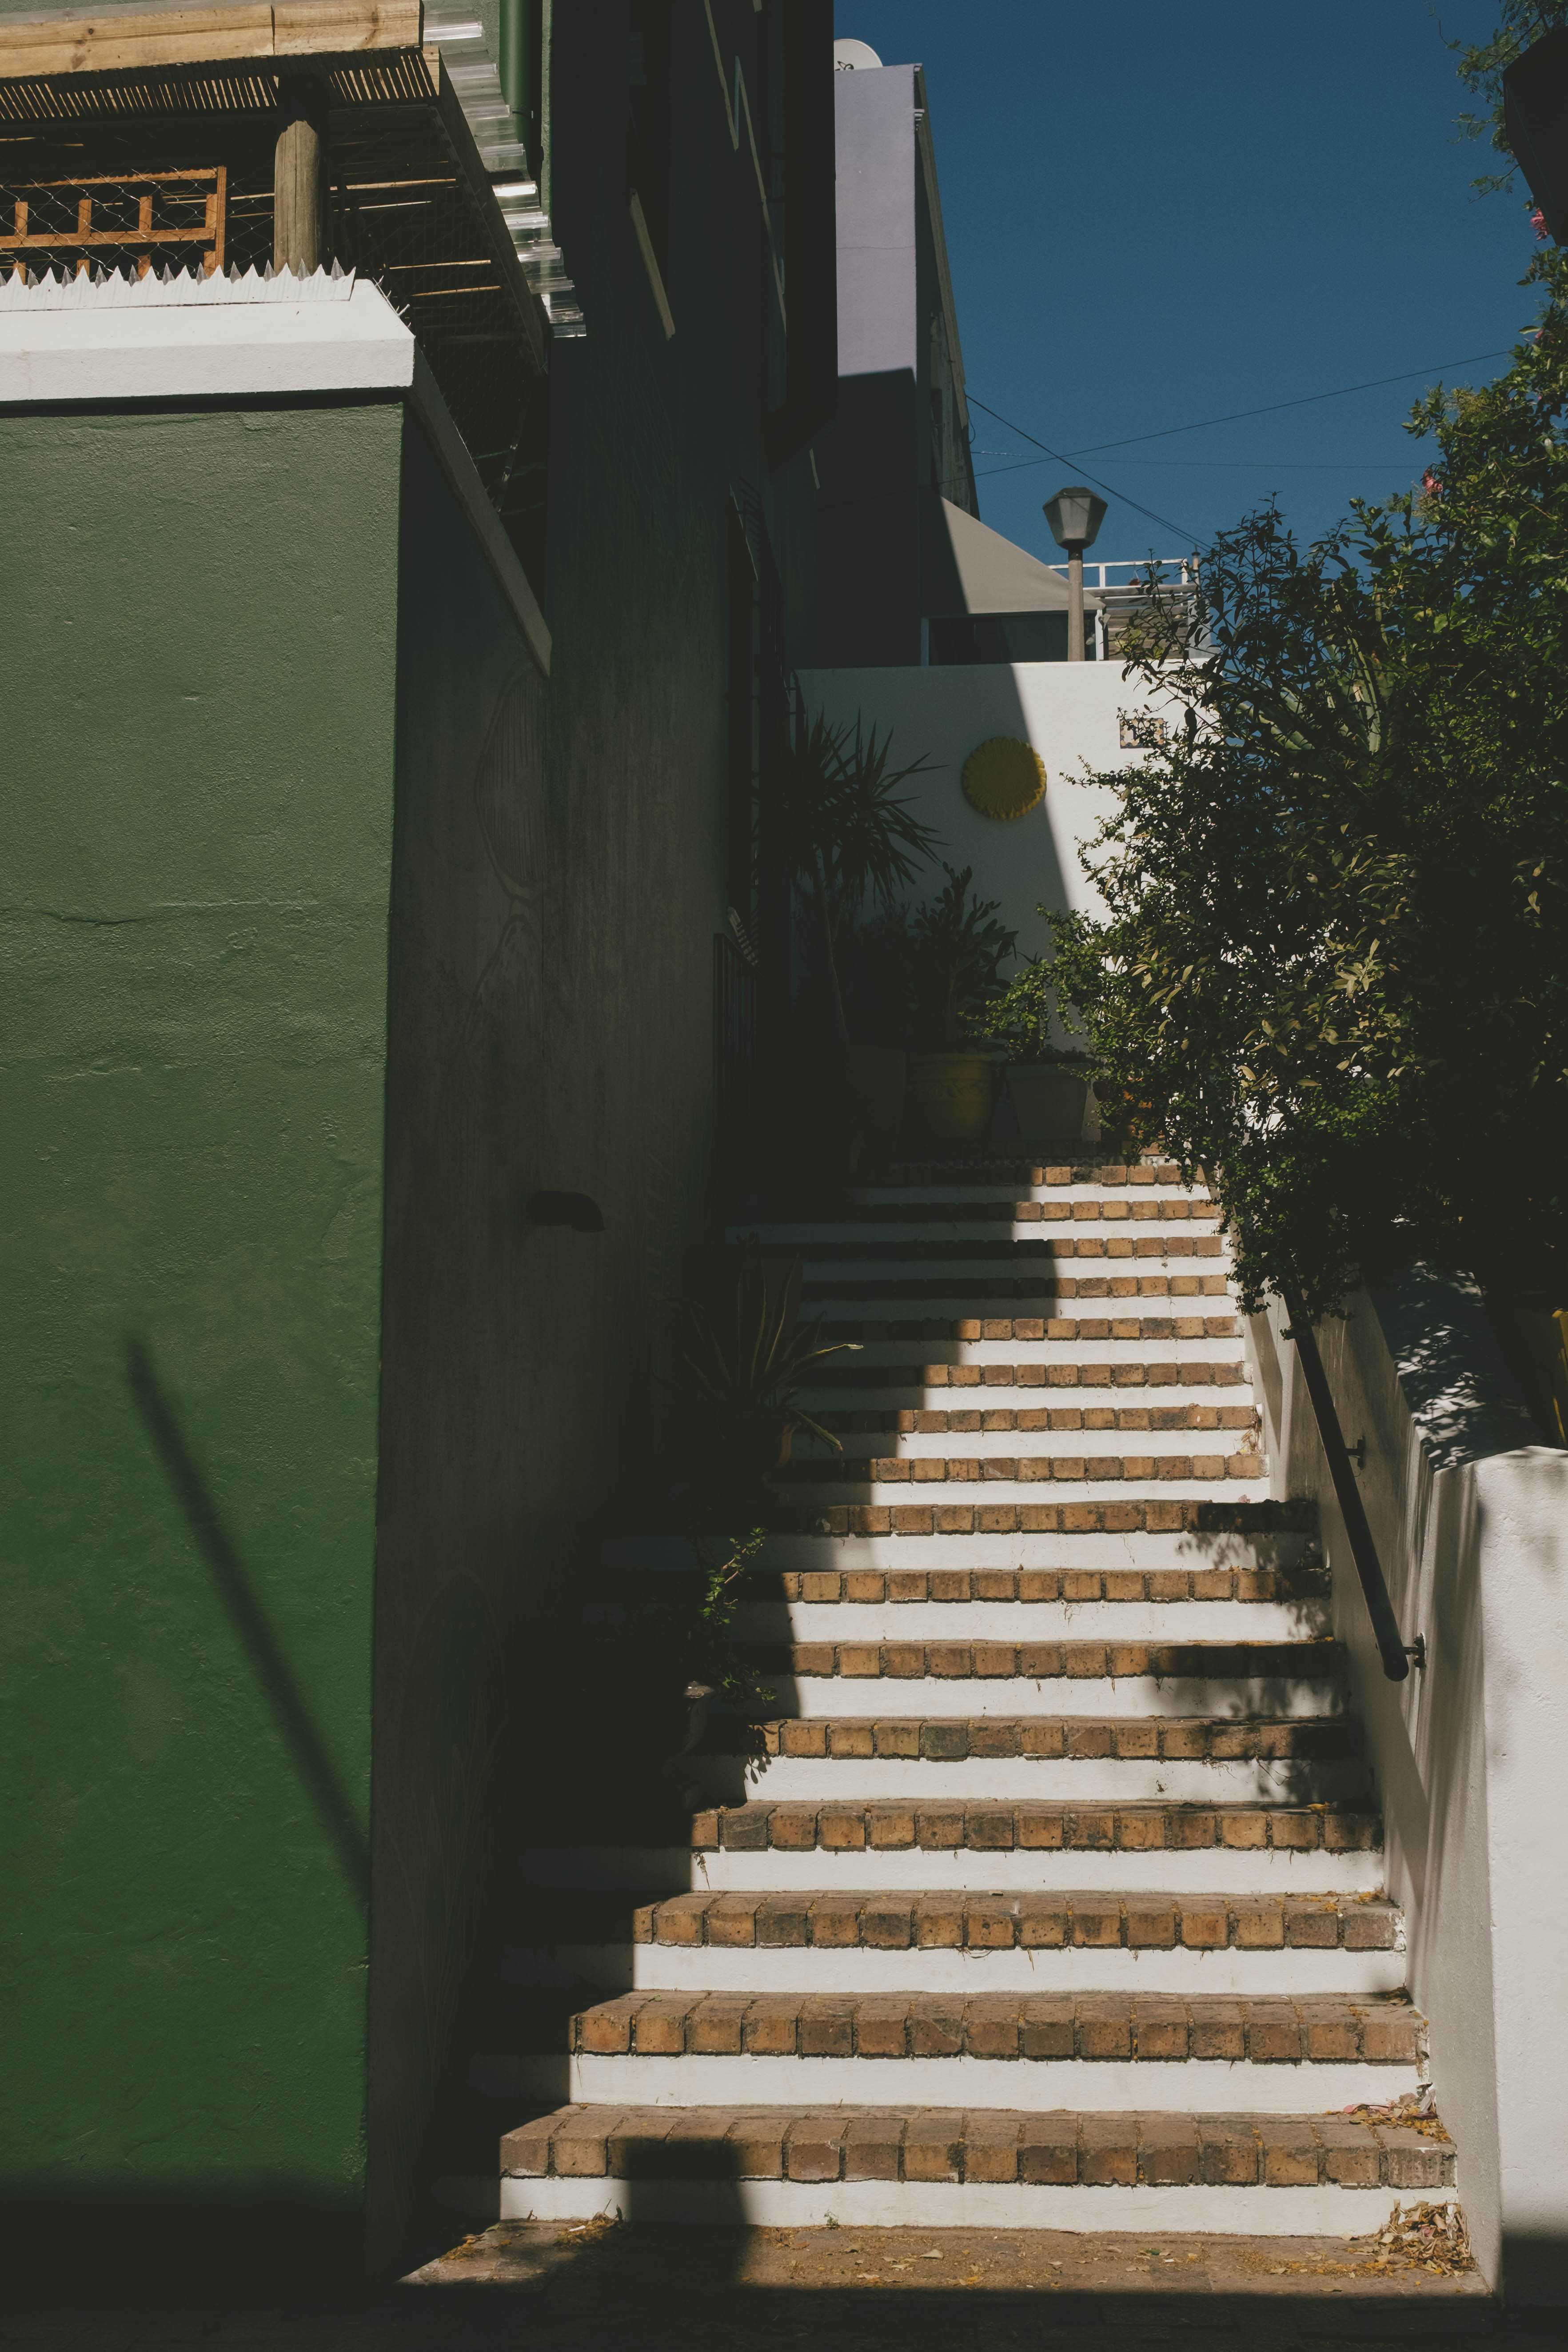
[797,660,1182,962]
[1247,1278,1568,2305]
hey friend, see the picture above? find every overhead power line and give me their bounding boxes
[973,346,1519,481]
[966,392,1200,544]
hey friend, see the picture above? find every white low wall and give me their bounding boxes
[1246,1276,1568,2304]
[797,660,1181,965]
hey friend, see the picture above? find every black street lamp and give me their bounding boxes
[1043,485,1109,662]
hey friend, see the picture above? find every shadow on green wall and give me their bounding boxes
[125,1337,370,1904]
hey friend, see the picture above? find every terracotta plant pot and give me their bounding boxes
[907,1051,996,1143]
[730,1411,793,1485]
[1005,1062,1089,1147]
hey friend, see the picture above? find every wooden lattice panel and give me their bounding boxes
[1,165,226,276]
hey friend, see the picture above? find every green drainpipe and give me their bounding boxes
[499,0,533,157]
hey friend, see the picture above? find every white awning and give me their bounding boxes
[935,495,1100,615]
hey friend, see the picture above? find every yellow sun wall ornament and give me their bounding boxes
[962,736,1046,821]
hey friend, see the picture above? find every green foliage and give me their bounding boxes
[1041,254,1568,1318]
[687,1527,771,1715]
[776,713,942,1051]
[982,953,1089,1061]
[1452,0,1568,189]
[846,868,1017,1052]
[904,865,1017,1049]
[681,1236,859,1452]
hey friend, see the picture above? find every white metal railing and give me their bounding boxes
[1041,556,1201,660]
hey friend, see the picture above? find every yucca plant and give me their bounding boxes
[775,713,942,1057]
[680,1237,860,1458]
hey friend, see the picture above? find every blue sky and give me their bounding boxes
[835,0,1538,570]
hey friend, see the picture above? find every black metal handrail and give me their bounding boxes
[1282,1286,1426,1683]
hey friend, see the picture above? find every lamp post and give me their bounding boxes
[1043,485,1108,662]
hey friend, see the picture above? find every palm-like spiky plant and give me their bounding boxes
[775,713,942,1056]
[680,1238,860,1453]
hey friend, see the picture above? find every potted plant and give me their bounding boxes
[775,713,942,1150]
[680,1237,861,1506]
[903,865,1018,1143]
[980,941,1094,1145]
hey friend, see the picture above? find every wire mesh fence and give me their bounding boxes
[0,84,547,582]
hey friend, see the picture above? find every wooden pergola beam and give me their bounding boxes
[0,0,423,82]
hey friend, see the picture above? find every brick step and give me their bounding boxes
[567,1988,1423,2070]
[499,1885,1407,1999]
[752,1564,1313,1604]
[687,1786,1378,1852]
[813,1402,1261,1436]
[732,1575,1327,1645]
[499,2102,1456,2233]
[803,1367,1250,1409]
[781,1238,1231,1267]
[689,1797,1377,1865]
[753,1714,1359,1761]
[751,1636,1339,1687]
[867,1158,1201,1190]
[703,1719,1363,1808]
[807,1276,1235,1308]
[630,1887,1398,1956]
[499,1885,1399,1957]
[811,1315,1242,1346]
[521,1819,1382,1894]
[748,1199,1224,1231]
[780,1439,1260,1477]
[796,1499,1297,1541]
[803,1367,1250,1410]
[528,1990,1426,2116]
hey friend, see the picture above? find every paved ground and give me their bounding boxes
[7,2218,1560,2352]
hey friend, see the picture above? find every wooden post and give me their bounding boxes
[274,79,327,275]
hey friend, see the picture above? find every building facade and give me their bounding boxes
[0,0,833,2280]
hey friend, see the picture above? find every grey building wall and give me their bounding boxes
[814,54,978,666]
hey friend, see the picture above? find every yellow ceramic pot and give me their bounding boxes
[907,1052,995,1142]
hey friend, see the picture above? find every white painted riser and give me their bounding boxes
[787,1477,1272,1506]
[809,1345,1250,1374]
[503,1944,1408,1998]
[522,1849,1385,1895]
[532,2053,1422,2116]
[852,1182,1214,1206]
[735,1602,1329,1641]
[784,1677,1346,1719]
[751,1222,1224,1247]
[606,1532,1316,1580]
[798,1428,1257,1463]
[501,2177,1449,2233]
[814,1298,1237,1326]
[798,1382,1250,1414]
[809,1341,1245,1370]
[716,1757,1366,1804]
[803,1256,1235,1286]
[755,1535,1317,1573]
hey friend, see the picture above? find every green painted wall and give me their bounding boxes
[0,401,403,2267]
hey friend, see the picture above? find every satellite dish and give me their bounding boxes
[833,39,883,69]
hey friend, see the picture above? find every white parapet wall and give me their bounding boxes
[796,659,1182,962]
[1245,1274,1568,2305]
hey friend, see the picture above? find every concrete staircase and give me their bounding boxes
[491,1152,1459,2231]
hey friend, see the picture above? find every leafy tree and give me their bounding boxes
[1452,0,1568,193]
[1014,255,1568,1318]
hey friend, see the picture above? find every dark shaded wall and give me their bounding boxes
[365,0,831,2270]
[0,401,402,2268]
[813,56,974,665]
